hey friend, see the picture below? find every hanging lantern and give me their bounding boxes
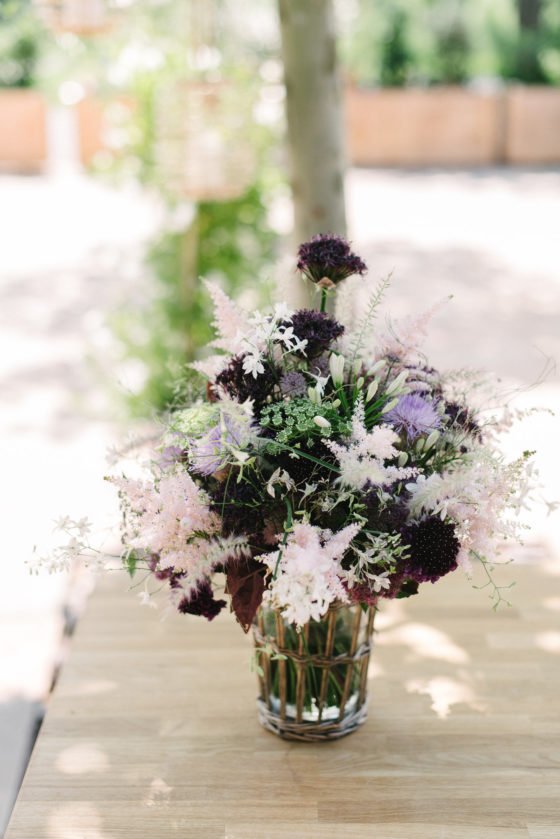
[155,80,256,203]
[35,0,112,35]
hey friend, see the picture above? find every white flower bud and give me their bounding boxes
[381,397,399,414]
[329,353,346,386]
[313,416,331,429]
[385,370,408,396]
[331,399,341,408]
[353,358,362,376]
[425,430,440,450]
[356,377,364,390]
[366,381,378,402]
[415,438,425,453]
[308,387,319,404]
[398,451,408,467]
[369,359,386,375]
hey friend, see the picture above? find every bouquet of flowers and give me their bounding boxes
[45,234,535,739]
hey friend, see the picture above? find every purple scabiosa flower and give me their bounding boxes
[283,310,345,359]
[280,371,307,398]
[157,445,184,470]
[404,517,460,584]
[190,410,256,476]
[296,234,367,288]
[384,394,441,441]
[177,581,226,621]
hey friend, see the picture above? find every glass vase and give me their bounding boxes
[252,602,376,741]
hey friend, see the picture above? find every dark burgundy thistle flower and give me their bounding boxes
[296,234,367,288]
[284,310,344,359]
[177,581,226,621]
[215,353,277,411]
[404,517,460,584]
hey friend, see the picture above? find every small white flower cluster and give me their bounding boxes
[241,305,308,379]
[29,516,100,574]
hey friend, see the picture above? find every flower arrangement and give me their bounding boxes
[99,233,532,628]
[41,234,535,738]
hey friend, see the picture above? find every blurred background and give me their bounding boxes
[1,0,559,833]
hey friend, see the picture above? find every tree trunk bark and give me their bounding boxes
[278,0,347,306]
[519,0,541,31]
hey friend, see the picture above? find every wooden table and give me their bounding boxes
[6,564,560,839]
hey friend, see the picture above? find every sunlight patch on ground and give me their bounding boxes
[48,802,108,839]
[406,674,486,718]
[55,743,109,775]
[534,632,560,654]
[378,623,470,664]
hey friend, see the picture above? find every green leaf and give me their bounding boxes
[125,551,139,578]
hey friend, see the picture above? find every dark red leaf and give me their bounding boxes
[226,557,266,632]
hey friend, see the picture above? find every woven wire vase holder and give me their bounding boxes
[253,602,376,742]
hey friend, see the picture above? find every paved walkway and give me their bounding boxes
[1,166,559,834]
[0,171,159,835]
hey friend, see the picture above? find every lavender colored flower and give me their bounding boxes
[296,234,367,287]
[157,445,184,470]
[283,310,345,359]
[280,371,307,398]
[177,581,226,621]
[190,411,256,476]
[384,394,441,441]
[403,517,460,584]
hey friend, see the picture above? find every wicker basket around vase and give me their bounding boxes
[253,602,376,741]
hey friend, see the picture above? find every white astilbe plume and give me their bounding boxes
[406,448,535,573]
[108,469,221,587]
[376,296,451,362]
[326,400,417,490]
[259,522,361,627]
[204,279,250,354]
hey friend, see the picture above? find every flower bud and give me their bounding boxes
[329,353,345,386]
[398,452,408,467]
[313,416,331,429]
[381,397,399,414]
[356,377,364,391]
[366,381,378,402]
[369,359,386,375]
[425,430,440,450]
[385,370,408,396]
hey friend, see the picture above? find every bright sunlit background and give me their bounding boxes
[1,0,559,833]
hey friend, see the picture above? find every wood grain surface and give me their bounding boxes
[6,563,560,839]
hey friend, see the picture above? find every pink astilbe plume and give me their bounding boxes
[204,280,250,355]
[259,522,361,627]
[406,449,534,573]
[109,470,221,588]
[377,297,451,362]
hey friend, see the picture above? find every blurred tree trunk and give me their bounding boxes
[278,0,347,306]
[519,0,541,30]
[517,0,545,82]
